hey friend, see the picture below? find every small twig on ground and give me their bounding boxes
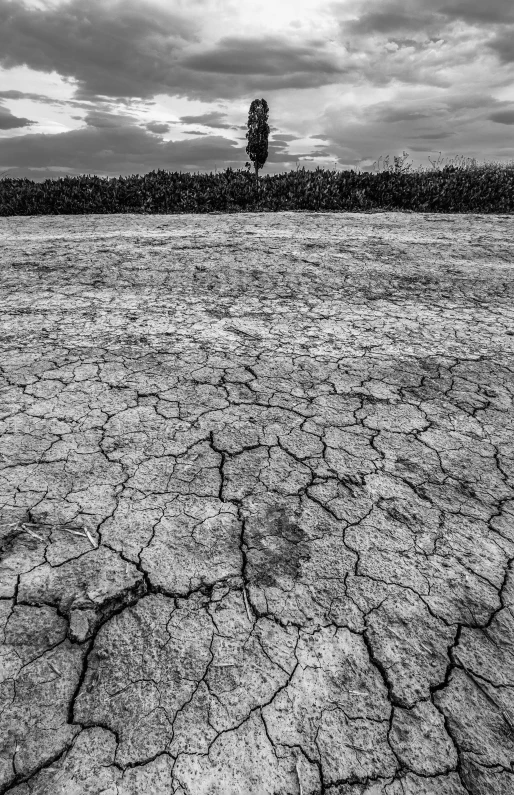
[296,760,303,795]
[48,660,62,676]
[242,587,252,622]
[226,325,261,339]
[60,526,97,548]
[84,529,98,548]
[20,524,45,542]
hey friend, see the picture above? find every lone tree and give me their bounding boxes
[245,98,270,184]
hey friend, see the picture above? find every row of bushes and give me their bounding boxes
[1,163,513,215]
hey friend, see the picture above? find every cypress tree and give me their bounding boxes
[245,98,270,185]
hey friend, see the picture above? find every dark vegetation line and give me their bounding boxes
[1,162,513,216]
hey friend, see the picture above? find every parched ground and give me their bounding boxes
[0,211,513,795]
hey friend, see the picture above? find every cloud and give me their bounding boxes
[0,89,121,112]
[488,109,514,124]
[487,29,514,62]
[179,110,233,129]
[438,0,514,25]
[0,88,56,103]
[145,121,171,133]
[341,0,514,38]
[344,9,431,37]
[411,131,454,139]
[169,35,349,99]
[319,89,514,166]
[0,0,197,99]
[362,95,490,128]
[83,109,139,128]
[181,34,342,77]
[374,107,432,123]
[0,103,34,129]
[333,0,514,89]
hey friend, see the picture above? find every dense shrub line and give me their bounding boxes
[1,164,513,215]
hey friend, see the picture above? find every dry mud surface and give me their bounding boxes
[0,211,513,795]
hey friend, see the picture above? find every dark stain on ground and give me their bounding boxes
[0,525,23,559]
[206,308,232,319]
[378,497,421,528]
[246,506,311,589]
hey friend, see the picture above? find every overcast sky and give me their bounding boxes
[0,0,513,179]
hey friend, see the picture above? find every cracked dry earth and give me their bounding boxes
[0,211,513,795]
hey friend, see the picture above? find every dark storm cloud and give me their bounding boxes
[364,94,509,128]
[0,89,123,112]
[0,0,197,99]
[0,104,34,129]
[438,0,514,25]
[375,108,432,123]
[168,36,349,99]
[487,30,514,63]
[0,89,55,103]
[178,111,233,129]
[488,109,514,124]
[145,121,171,133]
[83,109,139,128]
[342,0,514,37]
[345,10,428,36]
[181,35,341,76]
[411,132,454,139]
